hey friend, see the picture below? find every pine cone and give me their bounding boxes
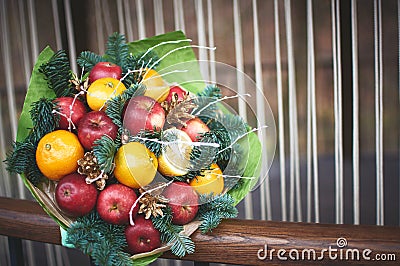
[138,183,169,219]
[164,99,198,128]
[77,151,108,190]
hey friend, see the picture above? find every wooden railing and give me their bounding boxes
[0,196,399,265]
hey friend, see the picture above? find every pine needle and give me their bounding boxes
[39,50,75,97]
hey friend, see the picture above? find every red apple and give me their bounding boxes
[163,182,199,225]
[125,215,161,254]
[181,117,210,142]
[55,173,98,217]
[89,62,122,83]
[77,111,118,150]
[165,85,188,103]
[54,97,87,130]
[123,95,165,136]
[96,184,139,225]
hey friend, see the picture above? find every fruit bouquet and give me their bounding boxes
[6,31,274,265]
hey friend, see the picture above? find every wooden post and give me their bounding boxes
[0,197,399,265]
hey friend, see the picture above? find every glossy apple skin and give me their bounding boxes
[165,85,187,103]
[181,117,210,142]
[54,97,87,130]
[123,95,165,136]
[163,182,199,225]
[125,215,161,254]
[97,184,139,225]
[55,173,98,217]
[77,111,118,150]
[89,62,122,83]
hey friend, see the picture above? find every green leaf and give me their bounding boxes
[227,130,262,205]
[17,46,56,142]
[128,31,205,94]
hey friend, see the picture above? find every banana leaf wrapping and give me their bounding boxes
[15,31,262,265]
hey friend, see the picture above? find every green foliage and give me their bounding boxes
[198,194,238,233]
[151,207,195,258]
[39,50,74,97]
[66,211,133,266]
[29,98,59,143]
[77,51,104,73]
[93,136,118,173]
[5,141,43,185]
[105,84,142,131]
[122,51,159,88]
[197,84,222,99]
[131,129,163,157]
[105,32,129,68]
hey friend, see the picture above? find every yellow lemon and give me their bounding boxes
[158,128,192,177]
[87,77,126,111]
[36,130,84,181]
[114,142,158,189]
[142,69,170,102]
[190,163,224,195]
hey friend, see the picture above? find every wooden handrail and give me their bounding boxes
[0,196,399,265]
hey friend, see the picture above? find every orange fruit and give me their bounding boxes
[36,130,84,181]
[189,163,224,195]
[142,69,170,102]
[86,77,127,111]
[114,142,158,189]
[158,128,192,177]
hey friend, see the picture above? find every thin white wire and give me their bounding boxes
[173,0,185,32]
[207,0,216,83]
[51,0,62,50]
[285,0,302,222]
[252,0,271,220]
[18,0,32,87]
[136,0,146,39]
[274,0,287,222]
[117,0,125,35]
[63,0,77,74]
[123,0,134,42]
[374,0,384,226]
[195,0,210,81]
[306,0,312,223]
[306,0,319,224]
[27,0,38,62]
[153,0,165,35]
[233,0,248,121]
[332,0,344,224]
[233,0,252,219]
[351,0,360,225]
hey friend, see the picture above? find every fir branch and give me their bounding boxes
[5,140,44,185]
[66,211,133,266]
[131,129,163,157]
[39,50,74,97]
[77,51,105,74]
[122,51,160,88]
[197,84,222,99]
[105,83,142,131]
[105,32,129,68]
[151,207,195,258]
[93,135,117,173]
[29,98,59,143]
[198,193,238,234]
